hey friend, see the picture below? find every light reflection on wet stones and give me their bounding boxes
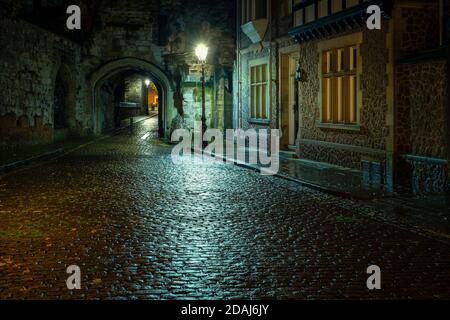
[0,118,449,299]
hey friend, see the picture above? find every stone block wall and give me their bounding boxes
[398,5,440,56]
[406,62,446,158]
[396,60,448,194]
[124,76,144,106]
[163,0,236,132]
[88,1,160,62]
[0,17,83,146]
[236,6,391,171]
[0,0,236,146]
[295,25,390,170]
[409,159,448,195]
[181,83,214,129]
[394,3,448,194]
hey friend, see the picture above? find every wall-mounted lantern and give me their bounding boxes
[294,61,303,82]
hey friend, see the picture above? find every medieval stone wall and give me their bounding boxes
[0,0,236,146]
[87,1,160,63]
[296,24,390,170]
[396,60,448,193]
[394,4,448,194]
[398,5,440,55]
[162,0,235,132]
[406,62,446,158]
[124,76,143,105]
[237,2,391,169]
[0,17,82,146]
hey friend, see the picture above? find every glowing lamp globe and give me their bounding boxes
[195,44,209,62]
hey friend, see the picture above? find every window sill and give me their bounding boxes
[248,118,270,125]
[316,122,361,131]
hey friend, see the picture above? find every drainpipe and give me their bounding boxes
[440,0,444,46]
[236,0,242,129]
[447,19,450,199]
[269,0,273,129]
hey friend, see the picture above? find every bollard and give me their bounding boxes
[130,117,133,132]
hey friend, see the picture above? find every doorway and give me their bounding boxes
[280,52,299,150]
[145,80,159,114]
[90,58,174,138]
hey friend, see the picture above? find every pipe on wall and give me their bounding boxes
[440,0,444,46]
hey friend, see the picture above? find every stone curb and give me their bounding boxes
[0,148,64,174]
[0,115,156,175]
[194,148,379,201]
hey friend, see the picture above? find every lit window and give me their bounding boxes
[250,64,269,120]
[321,46,359,124]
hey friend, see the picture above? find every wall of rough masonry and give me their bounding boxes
[236,2,390,170]
[0,17,84,146]
[0,0,236,146]
[235,1,448,193]
[296,25,390,170]
[182,84,213,128]
[124,76,143,105]
[399,61,447,159]
[396,60,448,194]
[163,0,235,132]
[236,0,296,136]
[394,4,448,194]
[398,5,440,55]
[87,1,160,62]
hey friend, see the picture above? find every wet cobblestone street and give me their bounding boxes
[0,118,449,300]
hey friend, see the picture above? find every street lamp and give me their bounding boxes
[143,79,151,116]
[195,43,208,148]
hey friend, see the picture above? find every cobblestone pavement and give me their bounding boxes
[0,118,450,300]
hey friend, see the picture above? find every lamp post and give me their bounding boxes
[195,43,209,148]
[144,79,151,115]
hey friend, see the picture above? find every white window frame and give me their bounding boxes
[317,32,363,129]
[249,57,270,122]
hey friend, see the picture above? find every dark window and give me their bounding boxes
[255,0,267,20]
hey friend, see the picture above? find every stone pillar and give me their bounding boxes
[385,19,396,193]
[141,79,150,116]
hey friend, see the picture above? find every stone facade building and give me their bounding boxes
[0,0,235,145]
[234,0,449,195]
[1,0,448,196]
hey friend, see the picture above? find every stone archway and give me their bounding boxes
[90,58,174,137]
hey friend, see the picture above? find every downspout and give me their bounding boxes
[269,0,274,129]
[237,0,242,129]
[440,0,444,46]
[447,19,450,198]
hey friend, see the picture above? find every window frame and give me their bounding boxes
[248,57,270,123]
[317,33,363,130]
[242,0,269,24]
